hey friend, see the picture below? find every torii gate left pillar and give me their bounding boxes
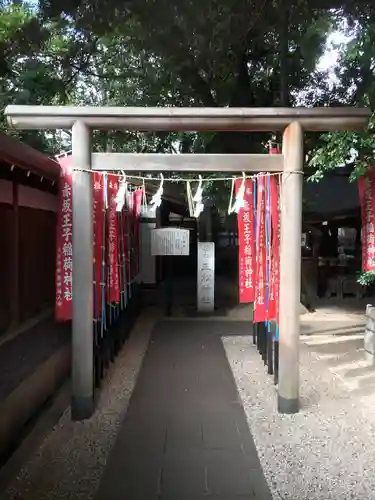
[71,121,95,420]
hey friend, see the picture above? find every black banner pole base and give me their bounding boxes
[267,332,273,375]
[274,340,279,385]
[259,323,267,365]
[252,321,257,345]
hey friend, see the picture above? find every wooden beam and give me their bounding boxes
[5,106,370,132]
[91,153,284,172]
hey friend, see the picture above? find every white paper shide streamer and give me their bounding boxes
[150,173,164,210]
[114,171,128,212]
[187,175,204,218]
[228,172,246,214]
[193,175,204,218]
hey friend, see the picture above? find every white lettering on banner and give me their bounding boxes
[241,200,253,291]
[62,182,71,200]
[108,208,117,289]
[63,257,73,271]
[62,181,73,302]
[242,206,253,288]
[151,228,190,256]
[364,176,375,270]
[56,247,62,308]
[63,242,73,256]
[62,198,71,213]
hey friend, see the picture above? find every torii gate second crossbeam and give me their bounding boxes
[5,105,370,420]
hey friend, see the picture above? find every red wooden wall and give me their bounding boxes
[0,180,57,334]
[0,202,13,333]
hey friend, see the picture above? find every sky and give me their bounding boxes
[294,28,353,106]
[316,29,353,81]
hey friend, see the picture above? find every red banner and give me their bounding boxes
[107,175,120,302]
[55,156,73,321]
[93,172,105,317]
[237,179,255,303]
[266,176,280,321]
[134,188,143,217]
[134,188,143,275]
[269,146,281,155]
[359,170,375,272]
[128,190,135,281]
[120,197,129,286]
[254,175,267,322]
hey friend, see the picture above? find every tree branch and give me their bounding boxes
[177,64,217,107]
[279,0,289,106]
[229,51,254,107]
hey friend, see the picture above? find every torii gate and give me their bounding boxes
[5,105,370,420]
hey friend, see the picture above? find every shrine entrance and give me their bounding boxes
[4,105,370,420]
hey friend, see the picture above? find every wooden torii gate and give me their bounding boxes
[5,105,370,421]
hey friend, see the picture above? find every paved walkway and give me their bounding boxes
[95,319,272,500]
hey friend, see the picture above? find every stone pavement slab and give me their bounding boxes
[95,319,272,500]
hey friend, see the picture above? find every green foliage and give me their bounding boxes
[39,0,334,111]
[308,9,375,182]
[0,1,97,151]
[308,117,375,182]
[2,0,341,157]
[3,0,375,276]
[307,10,375,284]
[357,270,375,286]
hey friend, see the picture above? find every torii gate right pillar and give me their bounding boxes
[278,121,304,413]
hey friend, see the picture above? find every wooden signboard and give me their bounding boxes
[151,228,190,256]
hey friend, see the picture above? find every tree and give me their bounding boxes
[38,0,338,152]
[0,0,98,152]
[4,1,374,211]
[305,10,375,283]
[308,10,375,183]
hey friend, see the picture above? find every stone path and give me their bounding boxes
[95,319,271,500]
[300,320,375,394]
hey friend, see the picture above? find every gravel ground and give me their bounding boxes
[2,306,374,500]
[0,309,159,500]
[223,333,375,500]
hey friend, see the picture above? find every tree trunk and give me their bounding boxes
[279,0,289,107]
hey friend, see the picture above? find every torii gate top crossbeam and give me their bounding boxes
[5,105,370,132]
